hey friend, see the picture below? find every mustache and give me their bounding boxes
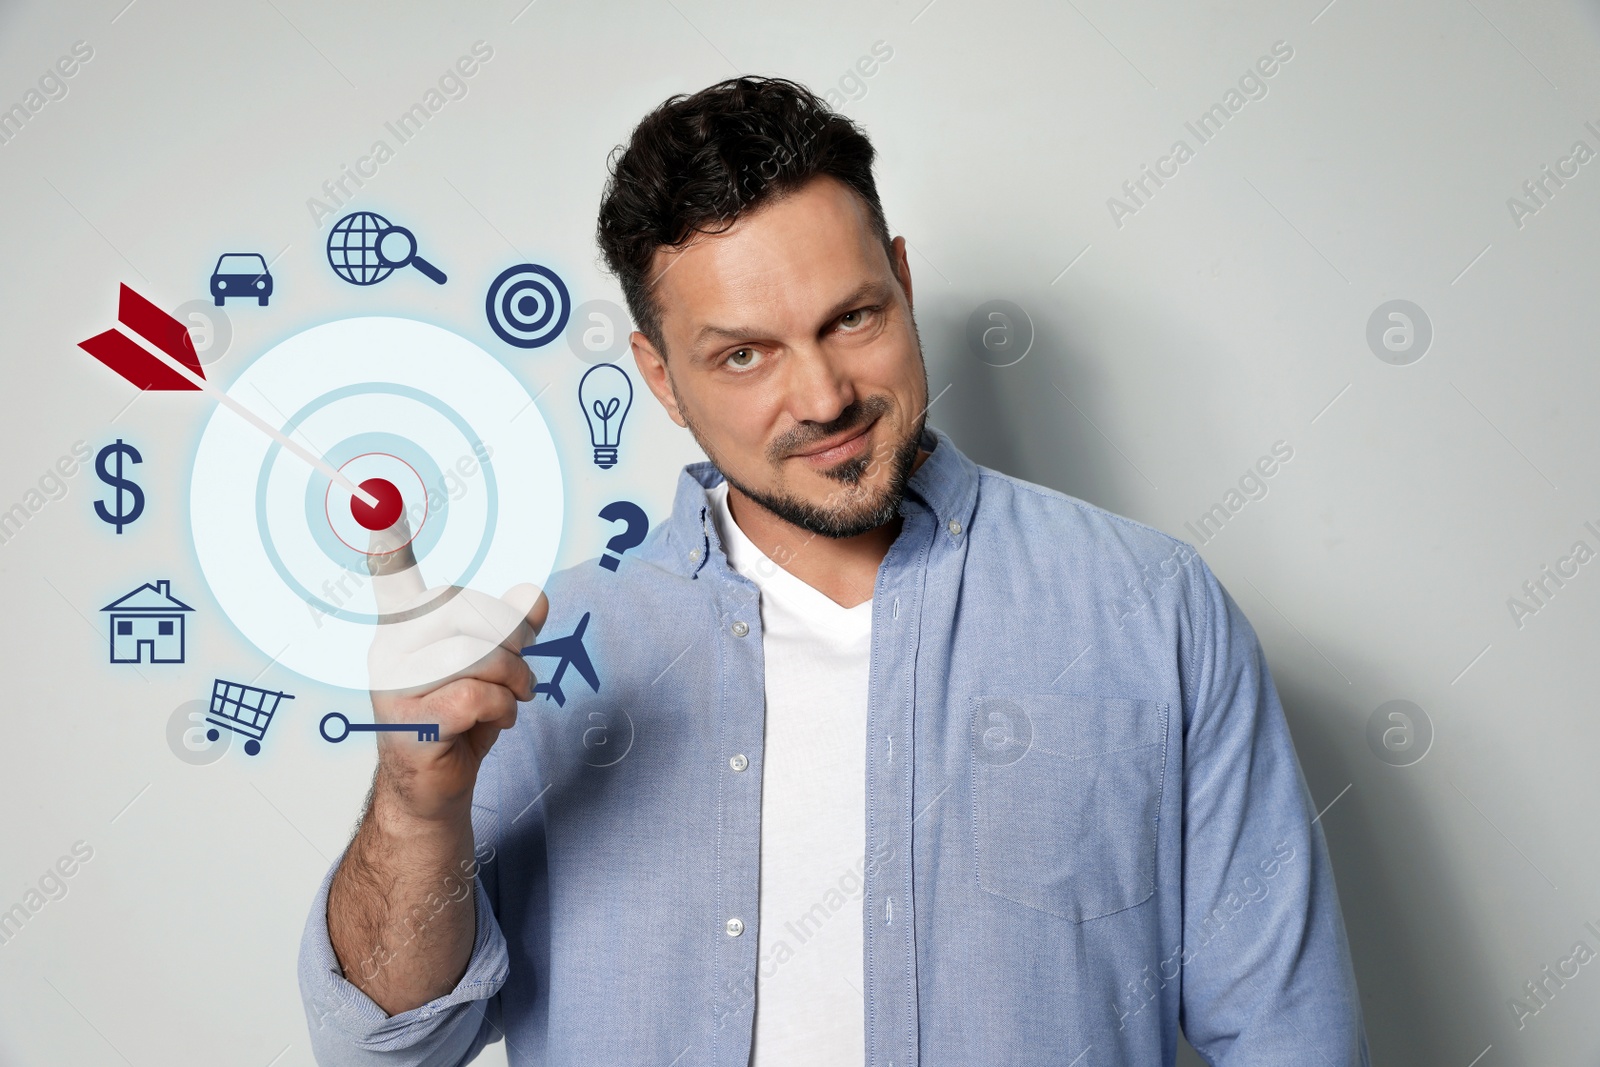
[769,395,892,461]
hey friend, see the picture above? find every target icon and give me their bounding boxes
[190,316,563,691]
[485,263,570,349]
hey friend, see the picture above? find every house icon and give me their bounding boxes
[101,579,193,664]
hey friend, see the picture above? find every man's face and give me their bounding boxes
[631,174,929,539]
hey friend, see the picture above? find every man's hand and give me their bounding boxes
[366,565,549,824]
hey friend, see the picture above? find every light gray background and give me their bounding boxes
[2,0,1598,1064]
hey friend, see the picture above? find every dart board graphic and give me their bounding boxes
[189,317,562,691]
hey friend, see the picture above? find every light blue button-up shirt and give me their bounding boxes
[299,424,1370,1066]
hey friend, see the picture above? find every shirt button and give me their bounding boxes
[725,917,744,937]
[689,548,701,561]
[731,620,749,637]
[948,519,962,536]
[729,753,748,772]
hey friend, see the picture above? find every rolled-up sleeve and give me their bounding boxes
[297,814,509,1066]
[1177,556,1371,1066]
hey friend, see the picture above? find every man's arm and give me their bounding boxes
[328,776,479,1012]
[297,551,545,1064]
[1176,555,1370,1066]
[298,801,509,1066]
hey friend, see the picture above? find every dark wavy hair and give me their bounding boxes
[595,75,895,359]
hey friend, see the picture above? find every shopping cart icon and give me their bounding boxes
[204,679,295,756]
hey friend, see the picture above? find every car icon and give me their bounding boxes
[210,253,272,306]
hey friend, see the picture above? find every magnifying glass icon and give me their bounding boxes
[375,224,447,284]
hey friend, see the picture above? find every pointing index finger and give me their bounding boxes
[368,515,427,618]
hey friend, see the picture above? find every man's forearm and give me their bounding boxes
[327,779,479,1016]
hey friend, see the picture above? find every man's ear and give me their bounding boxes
[889,235,913,312]
[631,331,688,428]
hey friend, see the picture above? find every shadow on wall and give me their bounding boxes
[920,295,1491,1063]
[926,299,1143,524]
[1273,663,1497,1066]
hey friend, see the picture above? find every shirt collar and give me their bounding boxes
[662,423,979,580]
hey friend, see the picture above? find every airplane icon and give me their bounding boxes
[520,612,599,707]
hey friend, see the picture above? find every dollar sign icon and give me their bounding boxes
[95,439,145,534]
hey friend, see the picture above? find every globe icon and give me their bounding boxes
[327,211,396,286]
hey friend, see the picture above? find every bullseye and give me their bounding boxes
[350,477,402,530]
[324,452,427,554]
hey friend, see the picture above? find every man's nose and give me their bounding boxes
[782,343,855,427]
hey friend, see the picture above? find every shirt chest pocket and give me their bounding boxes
[968,693,1170,923]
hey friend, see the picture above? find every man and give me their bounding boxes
[299,76,1370,1065]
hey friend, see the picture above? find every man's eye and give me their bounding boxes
[726,348,761,370]
[839,306,878,330]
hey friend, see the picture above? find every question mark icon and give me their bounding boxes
[598,500,649,572]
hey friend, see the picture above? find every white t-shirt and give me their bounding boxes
[706,479,873,1066]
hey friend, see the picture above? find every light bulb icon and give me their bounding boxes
[579,362,633,469]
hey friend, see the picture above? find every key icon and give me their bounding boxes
[319,711,441,743]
